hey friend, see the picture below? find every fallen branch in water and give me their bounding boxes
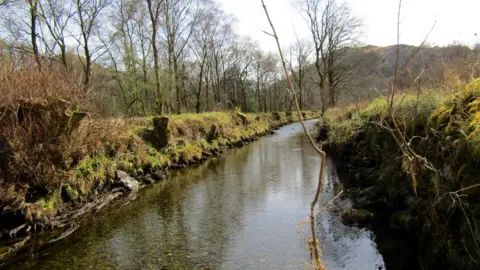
[260,1,328,268]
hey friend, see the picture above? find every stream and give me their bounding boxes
[5,120,406,269]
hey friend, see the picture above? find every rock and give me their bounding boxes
[235,110,248,125]
[316,123,329,142]
[341,208,374,226]
[61,184,79,202]
[152,116,170,148]
[116,170,140,192]
[354,186,386,209]
[152,171,167,181]
[233,141,244,147]
[141,174,155,185]
[271,112,281,121]
[206,124,219,142]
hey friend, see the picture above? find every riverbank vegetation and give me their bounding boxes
[0,58,319,245]
[1,0,480,267]
[0,0,334,261]
[312,3,480,268]
[318,76,480,269]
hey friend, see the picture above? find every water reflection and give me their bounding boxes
[8,121,386,270]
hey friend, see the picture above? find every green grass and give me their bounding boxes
[322,90,452,146]
[323,78,480,194]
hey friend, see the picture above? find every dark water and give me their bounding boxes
[8,121,387,269]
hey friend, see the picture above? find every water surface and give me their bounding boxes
[8,121,386,269]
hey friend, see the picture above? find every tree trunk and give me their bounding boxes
[146,0,162,115]
[174,55,181,113]
[205,64,210,111]
[328,88,335,107]
[29,0,41,69]
[196,61,205,113]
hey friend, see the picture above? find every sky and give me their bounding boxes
[216,0,480,52]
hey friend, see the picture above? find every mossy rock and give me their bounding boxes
[340,208,374,226]
[271,112,281,121]
[141,174,155,185]
[235,111,248,125]
[152,171,167,181]
[316,122,329,141]
[61,184,79,203]
[206,124,219,142]
[153,116,170,148]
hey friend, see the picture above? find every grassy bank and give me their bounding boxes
[318,79,480,269]
[0,104,319,258]
[0,59,320,260]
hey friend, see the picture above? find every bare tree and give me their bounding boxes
[73,0,110,86]
[0,0,43,68]
[253,51,278,112]
[146,0,164,114]
[104,0,147,115]
[190,6,216,113]
[294,0,362,110]
[160,0,199,113]
[38,0,75,68]
[0,0,325,115]
[209,16,234,108]
[287,37,313,111]
[26,0,41,68]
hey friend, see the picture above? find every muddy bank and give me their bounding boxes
[0,104,320,263]
[316,85,480,269]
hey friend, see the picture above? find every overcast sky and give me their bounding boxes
[216,0,479,52]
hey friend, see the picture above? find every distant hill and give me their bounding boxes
[312,44,479,104]
[365,44,475,78]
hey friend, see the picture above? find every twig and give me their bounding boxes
[260,1,326,269]
[317,190,344,212]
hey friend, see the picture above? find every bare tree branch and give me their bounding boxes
[261,1,327,269]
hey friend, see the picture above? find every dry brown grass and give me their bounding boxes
[0,56,116,211]
[323,100,370,121]
[0,55,321,223]
[0,57,93,109]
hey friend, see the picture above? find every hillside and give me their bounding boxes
[312,44,479,105]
